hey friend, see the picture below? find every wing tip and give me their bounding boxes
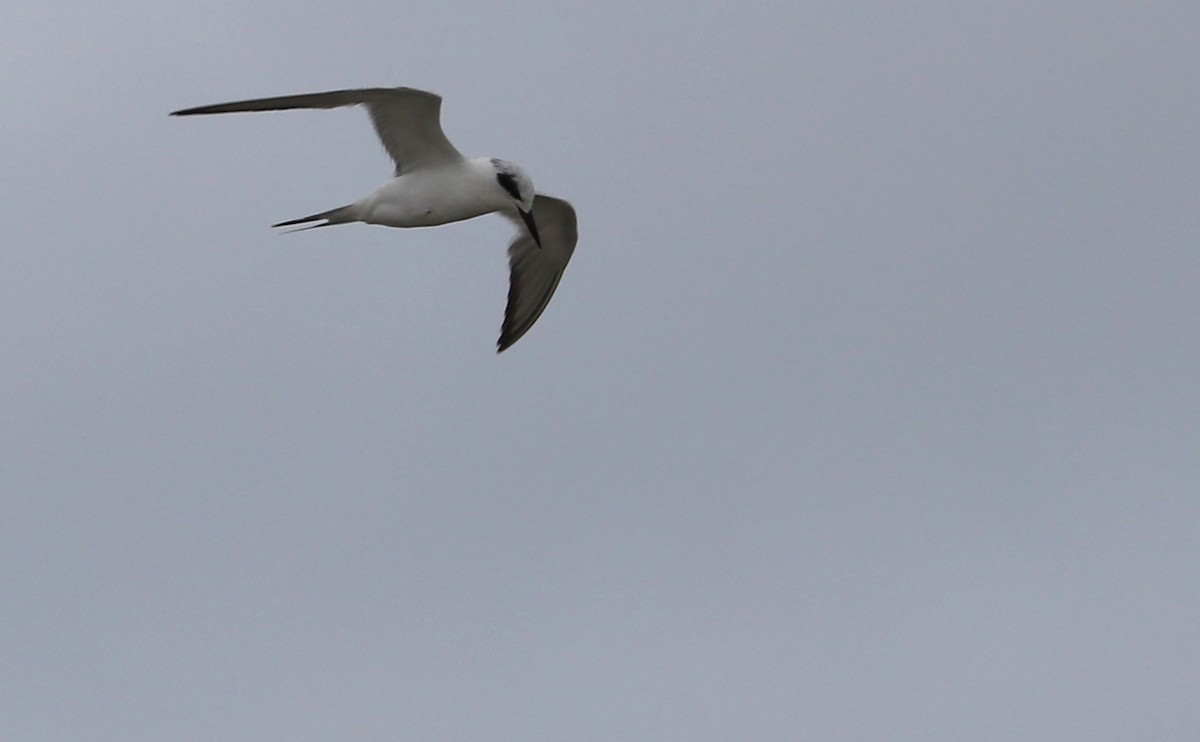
[169,105,221,117]
[496,328,520,354]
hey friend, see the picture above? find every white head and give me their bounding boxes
[491,158,541,247]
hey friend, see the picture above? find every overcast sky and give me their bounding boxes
[3,2,1198,740]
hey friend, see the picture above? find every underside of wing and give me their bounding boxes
[171,87,463,174]
[498,195,578,352]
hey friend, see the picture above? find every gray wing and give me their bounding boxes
[498,195,578,352]
[171,87,463,174]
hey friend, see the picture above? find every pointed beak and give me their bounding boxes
[519,207,542,249]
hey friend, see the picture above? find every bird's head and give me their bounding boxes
[491,159,541,248]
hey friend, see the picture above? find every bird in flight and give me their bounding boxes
[171,86,577,352]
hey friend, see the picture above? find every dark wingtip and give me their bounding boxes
[170,104,224,117]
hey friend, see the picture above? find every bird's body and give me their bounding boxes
[353,157,522,228]
[171,86,576,352]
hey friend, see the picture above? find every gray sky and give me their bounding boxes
[3,2,1198,739]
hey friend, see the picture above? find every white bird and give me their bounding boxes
[171,86,577,352]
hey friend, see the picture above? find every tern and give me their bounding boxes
[171,87,577,352]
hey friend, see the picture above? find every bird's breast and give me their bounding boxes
[359,169,501,228]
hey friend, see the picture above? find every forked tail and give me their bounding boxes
[271,204,357,233]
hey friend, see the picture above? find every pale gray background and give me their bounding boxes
[3,2,1198,740]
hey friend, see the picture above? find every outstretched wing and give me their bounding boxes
[498,195,578,352]
[171,87,463,174]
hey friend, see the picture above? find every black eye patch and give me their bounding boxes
[496,172,522,201]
